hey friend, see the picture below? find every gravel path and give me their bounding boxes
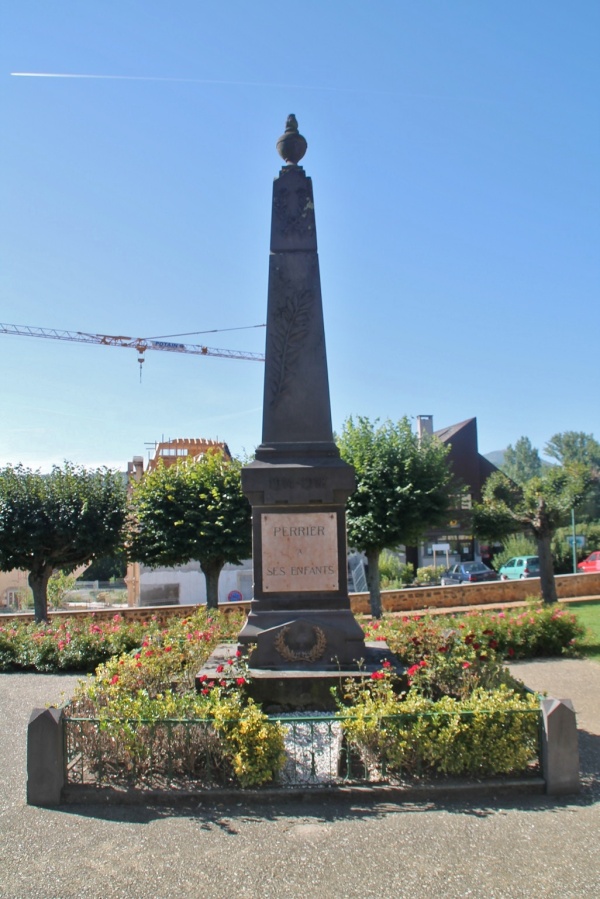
[0,663,599,899]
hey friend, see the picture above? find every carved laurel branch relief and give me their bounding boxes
[269,272,313,407]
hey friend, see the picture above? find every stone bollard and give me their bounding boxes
[27,707,65,807]
[540,698,580,795]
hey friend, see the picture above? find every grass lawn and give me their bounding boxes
[569,600,600,662]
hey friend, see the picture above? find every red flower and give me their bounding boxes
[216,664,224,674]
[110,675,119,684]
[199,674,207,682]
[164,646,172,653]
[406,664,420,677]
[236,677,246,686]
[370,671,385,680]
[236,649,242,658]
[507,647,515,657]
[488,639,498,650]
[382,660,392,669]
[462,662,471,669]
[438,645,448,653]
[227,659,234,666]
[201,688,210,695]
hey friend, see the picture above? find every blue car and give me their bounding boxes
[441,562,499,585]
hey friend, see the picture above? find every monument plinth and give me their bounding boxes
[237,115,366,675]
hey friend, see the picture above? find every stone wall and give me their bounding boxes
[349,571,600,615]
[4,571,599,626]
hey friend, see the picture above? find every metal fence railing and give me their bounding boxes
[63,707,542,791]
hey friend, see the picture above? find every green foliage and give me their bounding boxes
[82,552,127,582]
[491,535,537,571]
[66,610,285,789]
[128,450,251,609]
[339,673,540,778]
[0,463,127,621]
[415,566,445,586]
[0,607,243,674]
[474,465,591,602]
[544,432,600,522]
[379,551,413,588]
[500,436,542,485]
[338,416,452,553]
[47,570,78,610]
[363,604,585,665]
[544,431,600,468]
[552,520,600,572]
[337,416,452,615]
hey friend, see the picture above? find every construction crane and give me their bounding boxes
[0,321,265,379]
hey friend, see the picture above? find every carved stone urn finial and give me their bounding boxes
[276,114,308,164]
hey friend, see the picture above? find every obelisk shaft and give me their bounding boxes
[239,117,365,674]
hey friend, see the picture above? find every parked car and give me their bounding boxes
[498,556,540,580]
[441,561,499,585]
[577,551,600,573]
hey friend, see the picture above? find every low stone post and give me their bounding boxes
[27,707,65,807]
[540,698,580,795]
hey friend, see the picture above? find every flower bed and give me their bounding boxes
[19,603,580,794]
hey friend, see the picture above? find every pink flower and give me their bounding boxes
[462,661,471,669]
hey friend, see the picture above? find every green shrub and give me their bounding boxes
[379,552,414,588]
[491,535,537,571]
[339,671,540,779]
[415,566,445,585]
[363,603,585,669]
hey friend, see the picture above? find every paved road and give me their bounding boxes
[1,663,599,899]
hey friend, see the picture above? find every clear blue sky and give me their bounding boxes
[2,1,598,471]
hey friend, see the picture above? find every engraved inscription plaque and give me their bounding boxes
[262,512,339,592]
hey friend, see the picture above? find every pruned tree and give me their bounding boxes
[474,465,590,603]
[0,463,127,622]
[501,436,542,485]
[337,416,453,618]
[127,450,251,609]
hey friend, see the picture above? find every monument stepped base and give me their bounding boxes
[196,641,403,712]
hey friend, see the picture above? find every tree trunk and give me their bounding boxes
[200,559,224,610]
[365,548,382,619]
[536,532,558,604]
[28,565,53,623]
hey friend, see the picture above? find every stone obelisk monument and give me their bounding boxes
[237,116,366,686]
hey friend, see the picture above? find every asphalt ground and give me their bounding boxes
[0,661,599,899]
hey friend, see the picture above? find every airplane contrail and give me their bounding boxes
[10,72,366,93]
